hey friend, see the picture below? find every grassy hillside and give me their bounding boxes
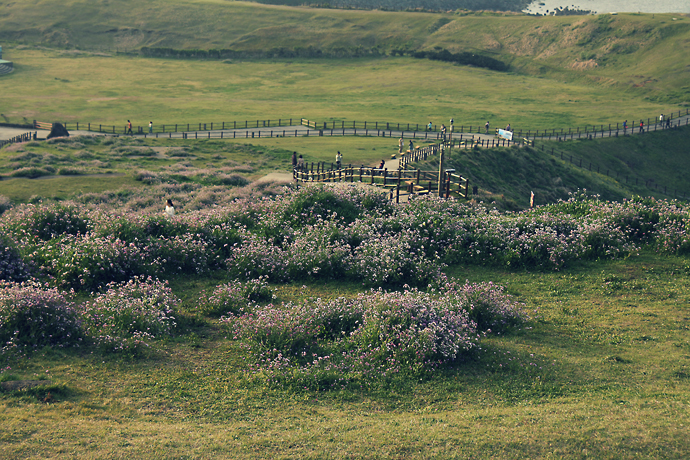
[2,191,690,457]
[414,124,690,208]
[0,1,688,98]
[254,0,532,12]
[0,48,684,130]
[0,2,688,129]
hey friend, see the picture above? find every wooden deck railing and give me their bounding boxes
[293,162,469,202]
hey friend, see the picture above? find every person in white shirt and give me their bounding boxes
[165,199,175,217]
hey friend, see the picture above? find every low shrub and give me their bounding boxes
[80,277,178,353]
[0,195,13,215]
[201,277,274,316]
[225,282,526,390]
[31,234,147,289]
[0,236,31,282]
[0,280,83,352]
[1,202,91,241]
[10,167,53,178]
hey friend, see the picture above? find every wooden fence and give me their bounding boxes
[398,136,531,167]
[32,118,299,135]
[293,161,469,202]
[33,121,53,131]
[30,107,688,139]
[0,131,33,149]
[300,108,689,138]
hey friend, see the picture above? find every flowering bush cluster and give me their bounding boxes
[201,277,275,316]
[0,280,83,352]
[1,186,689,290]
[81,277,178,353]
[0,277,178,355]
[0,236,31,282]
[224,281,527,390]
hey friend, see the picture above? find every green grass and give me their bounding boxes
[409,124,690,209]
[3,125,689,209]
[1,5,689,456]
[1,251,689,458]
[0,48,684,130]
[1,7,689,128]
[0,135,408,203]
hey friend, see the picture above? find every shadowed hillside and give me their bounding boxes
[414,124,690,208]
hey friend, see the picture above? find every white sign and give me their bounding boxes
[498,129,513,141]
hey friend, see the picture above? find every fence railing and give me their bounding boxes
[30,107,688,140]
[0,131,34,149]
[399,136,530,167]
[293,161,469,202]
[33,121,53,130]
[31,118,300,135]
[300,108,689,138]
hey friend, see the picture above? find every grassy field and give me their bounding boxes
[0,48,681,130]
[3,124,689,209]
[0,3,688,128]
[0,135,406,205]
[1,3,689,458]
[1,252,689,458]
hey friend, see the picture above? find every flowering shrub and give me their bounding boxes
[439,279,527,332]
[1,202,91,241]
[270,183,393,228]
[348,231,445,287]
[224,282,526,390]
[0,237,31,282]
[145,235,212,274]
[0,280,83,351]
[80,277,178,353]
[201,277,275,316]
[1,186,689,291]
[30,234,148,289]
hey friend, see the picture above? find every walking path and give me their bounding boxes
[2,114,688,184]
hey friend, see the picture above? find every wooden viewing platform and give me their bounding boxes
[293,162,469,203]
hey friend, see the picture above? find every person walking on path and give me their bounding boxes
[485,121,490,134]
[639,120,644,133]
[399,137,404,154]
[427,121,432,131]
[623,120,627,133]
[297,155,305,170]
[336,151,342,169]
[660,114,664,125]
[291,152,297,169]
[127,120,133,135]
[149,121,153,134]
[409,139,414,153]
[666,116,671,129]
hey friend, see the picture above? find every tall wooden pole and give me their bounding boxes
[437,144,445,198]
